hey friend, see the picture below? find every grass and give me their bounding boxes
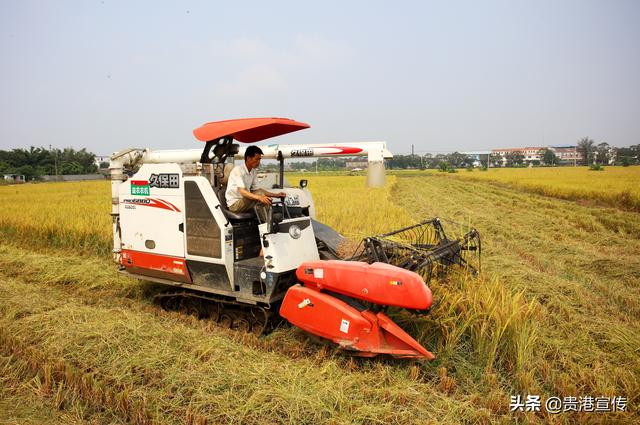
[1,172,639,423]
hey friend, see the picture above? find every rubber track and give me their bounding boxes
[153,289,276,335]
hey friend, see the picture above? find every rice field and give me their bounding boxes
[450,166,640,212]
[0,180,111,255]
[0,169,639,424]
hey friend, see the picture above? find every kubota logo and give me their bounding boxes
[149,173,179,188]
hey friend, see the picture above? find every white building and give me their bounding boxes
[548,146,582,164]
[3,174,26,183]
[95,155,111,168]
[491,147,544,163]
[461,151,491,167]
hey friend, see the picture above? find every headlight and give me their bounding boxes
[288,225,301,239]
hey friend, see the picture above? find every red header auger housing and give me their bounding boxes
[280,261,435,359]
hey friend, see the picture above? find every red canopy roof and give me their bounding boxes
[193,117,310,143]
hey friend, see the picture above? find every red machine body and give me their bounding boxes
[296,260,432,310]
[280,261,435,360]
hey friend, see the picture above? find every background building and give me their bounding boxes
[548,146,582,164]
[345,161,368,170]
[3,174,26,183]
[491,147,544,165]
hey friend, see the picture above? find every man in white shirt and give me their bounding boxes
[226,146,286,215]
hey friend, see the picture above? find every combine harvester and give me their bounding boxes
[110,117,480,360]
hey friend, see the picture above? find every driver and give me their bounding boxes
[226,146,286,216]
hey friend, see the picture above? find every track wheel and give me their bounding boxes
[207,305,220,323]
[233,318,252,333]
[250,319,265,335]
[157,294,180,311]
[219,314,233,328]
[182,298,203,319]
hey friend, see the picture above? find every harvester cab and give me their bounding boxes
[110,117,480,359]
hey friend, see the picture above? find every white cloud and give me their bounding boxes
[216,63,286,96]
[288,34,352,67]
[211,35,353,97]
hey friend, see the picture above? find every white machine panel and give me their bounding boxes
[259,217,319,273]
[119,164,185,257]
[182,177,230,268]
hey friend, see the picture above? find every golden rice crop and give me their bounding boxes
[290,174,415,239]
[0,180,112,255]
[451,166,640,211]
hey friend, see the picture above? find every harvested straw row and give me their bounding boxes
[0,249,493,424]
[0,330,151,424]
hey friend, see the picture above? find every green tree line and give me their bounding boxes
[279,155,477,171]
[265,158,353,172]
[387,152,474,169]
[576,138,640,166]
[0,147,98,180]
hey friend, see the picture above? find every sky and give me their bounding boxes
[1,0,639,156]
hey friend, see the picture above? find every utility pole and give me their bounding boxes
[50,144,58,178]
